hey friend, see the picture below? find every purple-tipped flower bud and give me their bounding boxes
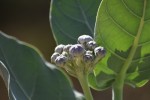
[86,41,98,50]
[83,53,94,63]
[78,35,93,44]
[69,44,85,57]
[94,46,106,58]
[63,44,72,52]
[55,55,67,67]
[51,52,60,63]
[55,44,65,54]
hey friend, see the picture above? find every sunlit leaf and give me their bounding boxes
[91,0,150,90]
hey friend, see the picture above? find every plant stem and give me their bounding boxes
[112,86,123,100]
[112,1,147,100]
[77,72,93,100]
[112,78,124,100]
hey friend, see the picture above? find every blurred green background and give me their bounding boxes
[0,0,150,100]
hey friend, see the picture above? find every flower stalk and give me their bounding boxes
[77,71,93,100]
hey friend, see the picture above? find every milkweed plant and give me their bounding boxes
[0,0,150,100]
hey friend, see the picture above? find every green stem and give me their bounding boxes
[112,84,123,100]
[77,72,93,100]
[112,0,146,100]
[112,72,125,100]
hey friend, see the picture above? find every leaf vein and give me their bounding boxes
[99,31,126,61]
[121,0,141,19]
[138,40,150,46]
[76,0,93,35]
[56,5,85,24]
[105,1,135,38]
[53,21,77,40]
[132,55,150,62]
[144,19,150,23]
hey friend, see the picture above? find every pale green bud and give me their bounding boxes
[63,44,72,52]
[83,53,94,64]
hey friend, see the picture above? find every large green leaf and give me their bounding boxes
[90,0,150,90]
[0,31,84,100]
[50,0,101,44]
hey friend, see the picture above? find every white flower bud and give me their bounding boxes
[78,35,93,44]
[86,41,97,50]
[51,52,60,63]
[94,46,106,58]
[69,44,85,57]
[55,44,65,53]
[86,50,93,55]
[55,55,67,67]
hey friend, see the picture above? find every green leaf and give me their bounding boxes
[0,31,84,100]
[91,0,150,90]
[50,0,101,44]
[88,72,115,91]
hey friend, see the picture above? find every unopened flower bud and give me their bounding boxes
[55,44,65,54]
[55,55,67,67]
[69,44,85,57]
[78,35,93,44]
[86,41,97,50]
[51,52,60,63]
[61,51,68,57]
[83,53,94,63]
[63,44,72,52]
[86,50,93,55]
[94,46,106,58]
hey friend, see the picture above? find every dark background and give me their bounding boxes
[0,0,150,100]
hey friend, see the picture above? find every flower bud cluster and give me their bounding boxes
[51,35,106,77]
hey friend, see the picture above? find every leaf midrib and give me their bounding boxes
[76,0,94,34]
[118,0,147,77]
